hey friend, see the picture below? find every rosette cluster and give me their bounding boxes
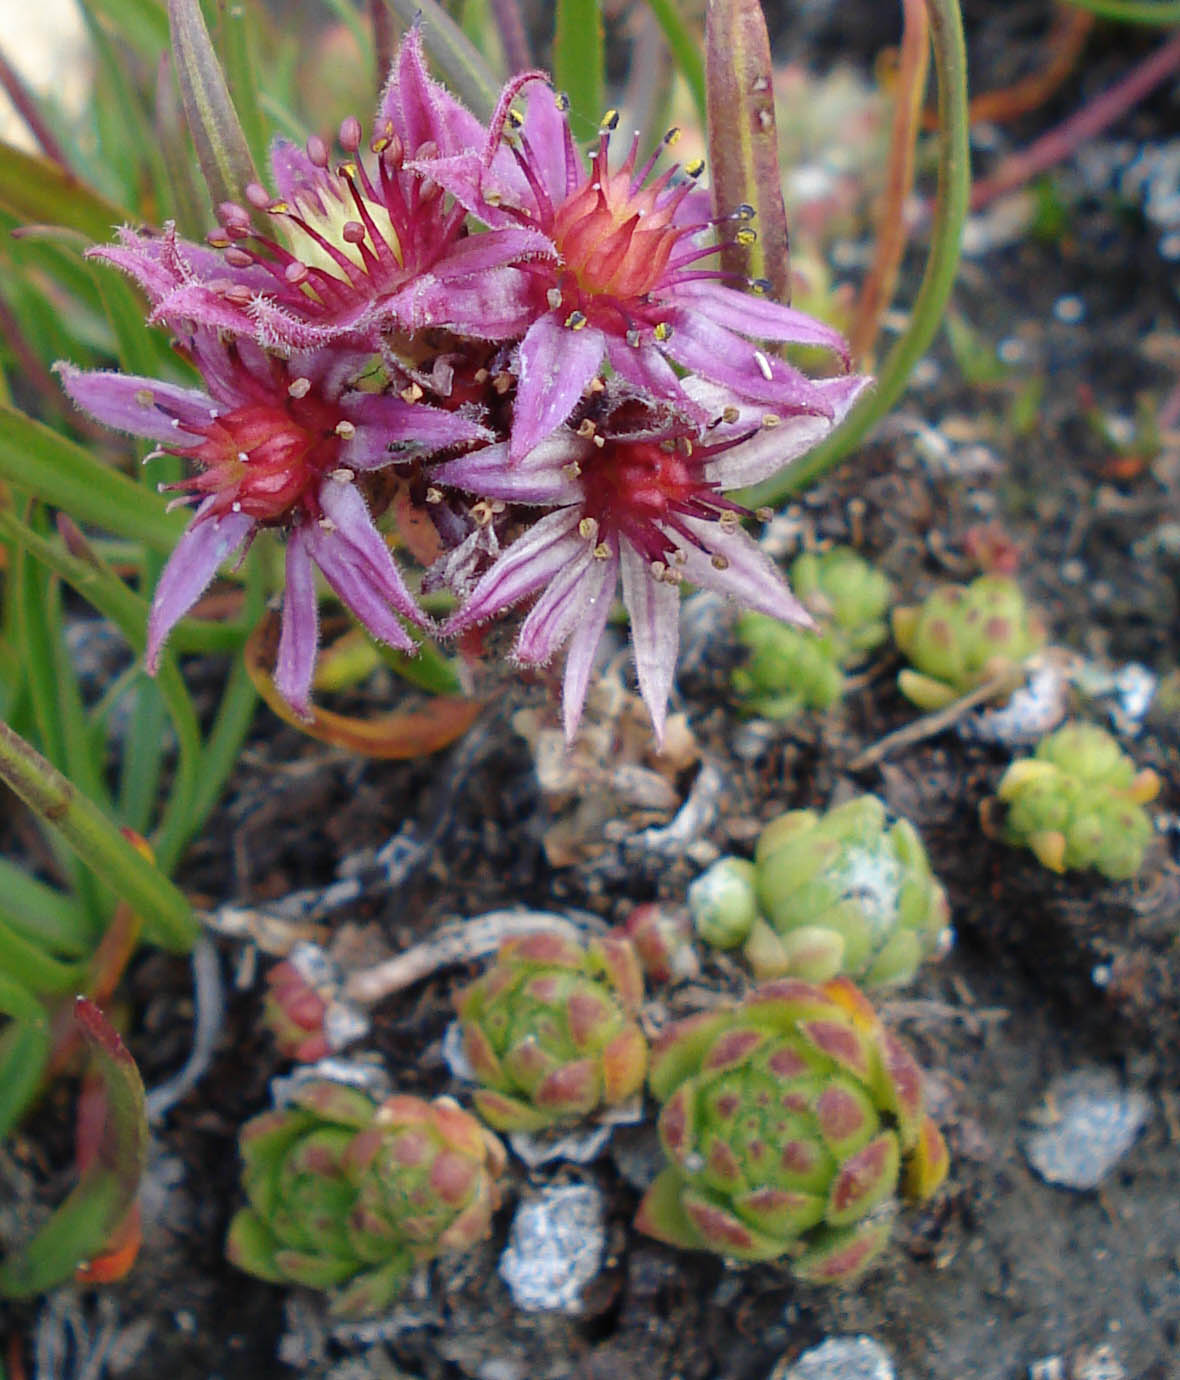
[227,1081,506,1315]
[635,978,948,1282]
[994,721,1160,880]
[57,29,869,738]
[689,796,950,990]
[733,545,892,718]
[454,931,648,1132]
[892,574,1046,711]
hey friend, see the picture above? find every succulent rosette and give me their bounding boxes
[892,574,1046,711]
[746,795,951,988]
[227,1081,506,1316]
[635,978,949,1282]
[733,547,890,718]
[454,931,648,1132]
[995,721,1160,880]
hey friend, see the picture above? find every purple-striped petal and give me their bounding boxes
[274,528,319,717]
[55,363,217,443]
[561,548,618,740]
[669,281,852,362]
[146,505,254,672]
[307,477,423,644]
[603,334,700,413]
[619,541,680,744]
[511,315,605,462]
[443,508,583,633]
[702,374,874,488]
[670,517,813,625]
[662,310,837,411]
[513,543,598,664]
[433,436,586,506]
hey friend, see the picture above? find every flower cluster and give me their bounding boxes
[59,30,868,738]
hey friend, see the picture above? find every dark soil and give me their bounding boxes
[5,4,1180,1378]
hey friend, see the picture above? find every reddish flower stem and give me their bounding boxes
[971,26,1180,211]
[0,44,71,172]
[850,0,930,363]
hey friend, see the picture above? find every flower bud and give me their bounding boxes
[688,857,759,949]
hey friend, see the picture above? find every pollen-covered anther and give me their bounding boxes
[625,329,642,348]
[762,413,781,429]
[400,383,424,404]
[653,322,673,342]
[589,378,606,394]
[755,507,774,522]
[288,378,312,399]
[735,227,758,246]
[565,310,589,331]
[592,542,611,560]
[493,372,514,395]
[470,501,495,527]
[718,511,740,533]
[578,516,599,543]
[722,406,740,424]
[334,420,356,440]
[425,487,443,504]
[735,202,756,221]
[576,420,597,438]
[750,278,773,295]
[546,288,563,310]
[329,468,355,484]
[599,108,620,134]
[663,126,681,146]
[563,461,582,479]
[711,554,730,571]
[593,434,605,448]
[685,157,705,179]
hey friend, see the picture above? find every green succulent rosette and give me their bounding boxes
[746,795,950,988]
[892,574,1046,711]
[732,548,892,718]
[995,721,1160,880]
[454,931,648,1132]
[227,1082,506,1316]
[635,978,949,1282]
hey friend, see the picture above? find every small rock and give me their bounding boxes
[498,1184,606,1313]
[1071,1343,1126,1380]
[768,1335,895,1380]
[1024,1069,1151,1190]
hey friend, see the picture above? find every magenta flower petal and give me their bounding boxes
[512,315,605,461]
[619,541,680,743]
[671,281,852,362]
[662,310,837,411]
[561,550,618,740]
[275,528,320,718]
[55,363,218,444]
[307,477,423,645]
[603,335,701,413]
[434,436,583,506]
[146,503,254,671]
[377,24,487,159]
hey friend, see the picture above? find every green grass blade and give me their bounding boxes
[642,0,706,127]
[0,404,188,552]
[0,1017,52,1142]
[554,0,604,137]
[0,859,93,956]
[0,141,130,241]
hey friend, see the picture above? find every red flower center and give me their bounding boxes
[551,155,682,304]
[174,394,344,524]
[579,437,733,566]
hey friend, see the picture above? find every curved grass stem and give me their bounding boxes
[740,0,970,510]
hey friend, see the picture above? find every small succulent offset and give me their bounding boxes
[634,978,948,1282]
[745,795,951,988]
[688,856,760,950]
[454,932,648,1132]
[994,721,1160,880]
[732,546,892,718]
[892,575,1046,711]
[226,1081,506,1316]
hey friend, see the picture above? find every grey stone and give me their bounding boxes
[1024,1069,1151,1190]
[498,1185,605,1314]
[768,1335,895,1380]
